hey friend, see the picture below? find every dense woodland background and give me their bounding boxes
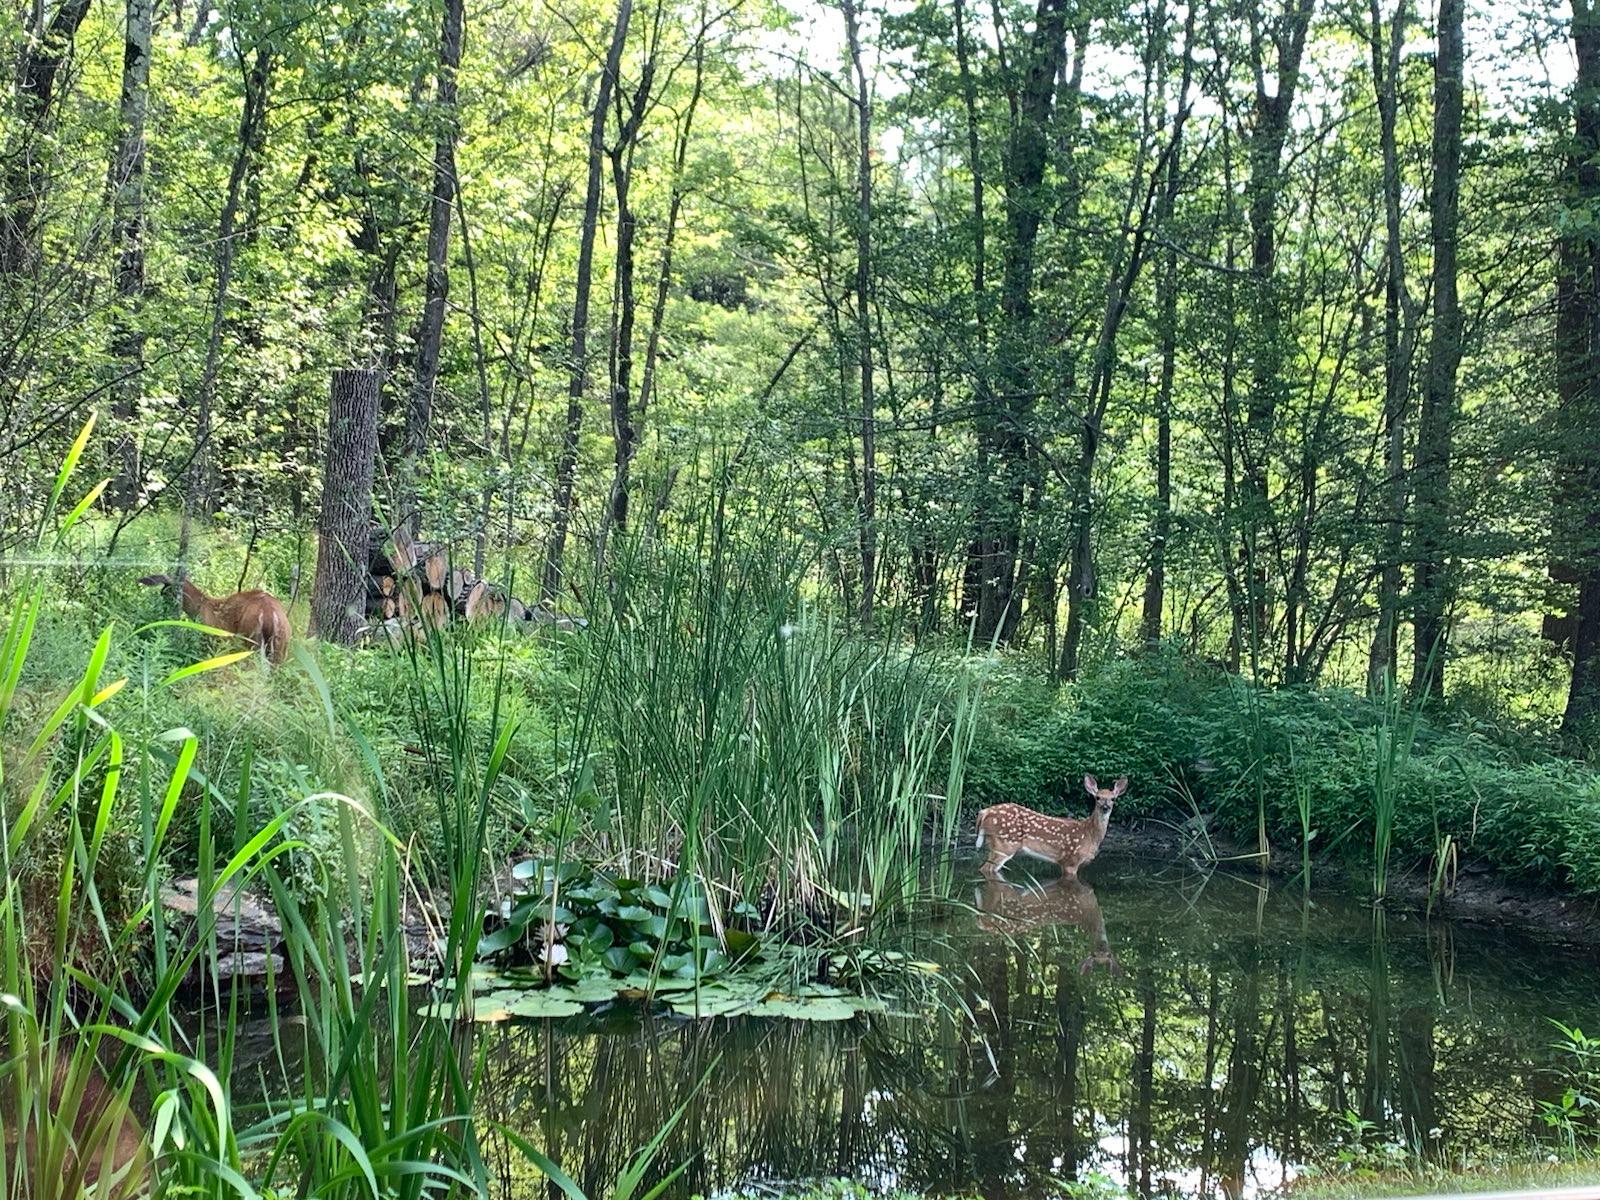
[6,0,1600,736]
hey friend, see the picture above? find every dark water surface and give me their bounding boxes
[470,853,1598,1200]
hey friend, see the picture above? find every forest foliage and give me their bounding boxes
[3,0,1600,736]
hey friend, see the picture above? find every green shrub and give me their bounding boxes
[962,650,1600,895]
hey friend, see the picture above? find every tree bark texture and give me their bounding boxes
[1411,0,1464,696]
[312,369,381,644]
[1239,0,1316,667]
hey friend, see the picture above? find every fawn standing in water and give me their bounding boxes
[975,774,1127,879]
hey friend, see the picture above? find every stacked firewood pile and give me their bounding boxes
[363,525,584,640]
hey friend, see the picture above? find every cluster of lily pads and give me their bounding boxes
[417,860,935,1023]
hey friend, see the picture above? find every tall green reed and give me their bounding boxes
[1369,672,1423,903]
[565,483,982,932]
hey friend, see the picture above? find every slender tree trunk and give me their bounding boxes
[602,2,662,551]
[1060,6,1191,679]
[1560,0,1600,736]
[842,0,876,625]
[1142,6,1197,646]
[107,0,154,508]
[1,0,92,275]
[968,0,1072,644]
[1412,0,1464,697]
[1366,0,1415,691]
[1239,0,1316,669]
[953,0,987,627]
[312,369,380,644]
[636,34,705,433]
[605,144,640,539]
[399,0,465,533]
[953,0,987,365]
[455,187,494,579]
[544,0,632,602]
[185,45,274,548]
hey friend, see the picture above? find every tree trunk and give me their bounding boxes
[1366,0,1415,691]
[1412,0,1464,697]
[312,369,381,644]
[0,0,93,275]
[636,35,705,438]
[601,11,660,548]
[1239,0,1316,668]
[107,0,154,508]
[544,0,632,602]
[1142,7,1197,647]
[1060,5,1191,679]
[1560,0,1600,736]
[185,45,274,546]
[967,0,1072,644]
[842,0,876,626]
[399,0,466,533]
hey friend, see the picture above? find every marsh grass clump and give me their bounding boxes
[552,492,984,934]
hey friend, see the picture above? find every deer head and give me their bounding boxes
[1083,774,1128,818]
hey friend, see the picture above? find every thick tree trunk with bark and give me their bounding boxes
[107,0,154,508]
[967,0,1071,643]
[1560,0,1600,736]
[399,0,465,532]
[1,0,92,275]
[312,369,381,644]
[1412,0,1464,696]
[545,0,632,602]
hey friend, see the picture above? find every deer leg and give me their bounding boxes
[981,850,1011,878]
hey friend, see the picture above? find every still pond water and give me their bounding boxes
[466,854,1598,1199]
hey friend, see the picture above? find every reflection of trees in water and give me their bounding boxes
[474,875,1599,1200]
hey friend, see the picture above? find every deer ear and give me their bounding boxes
[1083,774,1099,796]
[1112,776,1128,797]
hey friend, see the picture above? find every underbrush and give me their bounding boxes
[961,651,1600,896]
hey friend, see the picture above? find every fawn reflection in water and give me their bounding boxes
[975,874,1122,976]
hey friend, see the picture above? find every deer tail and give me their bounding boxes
[137,574,171,587]
[974,806,989,848]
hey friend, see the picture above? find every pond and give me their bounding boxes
[464,851,1600,1200]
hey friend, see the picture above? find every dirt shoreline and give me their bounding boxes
[1099,818,1600,946]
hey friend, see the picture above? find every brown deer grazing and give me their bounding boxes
[139,574,291,664]
[975,876,1122,975]
[975,774,1127,879]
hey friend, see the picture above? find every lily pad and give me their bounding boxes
[749,995,876,1021]
[668,989,762,1018]
[502,991,584,1019]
